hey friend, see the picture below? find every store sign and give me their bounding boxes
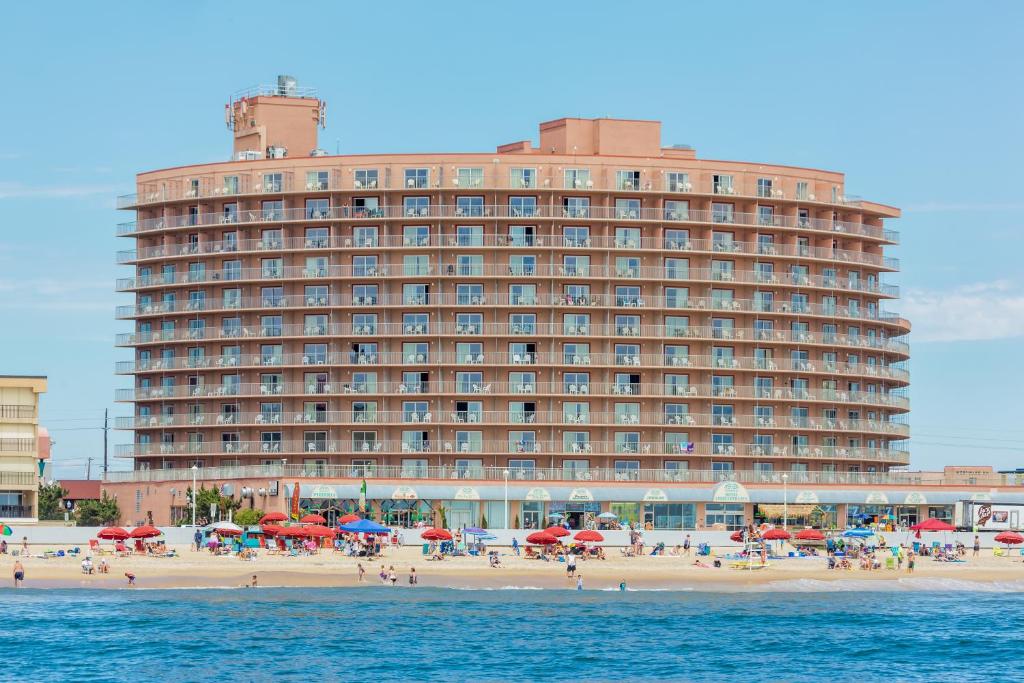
[794,491,819,504]
[525,487,551,501]
[903,492,927,505]
[712,481,750,503]
[391,486,418,500]
[642,489,668,502]
[568,488,594,502]
[307,485,336,500]
[453,486,480,501]
[865,492,889,504]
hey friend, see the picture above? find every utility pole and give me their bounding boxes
[86,457,94,481]
[103,408,109,477]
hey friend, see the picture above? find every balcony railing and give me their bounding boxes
[117,409,908,436]
[114,440,908,463]
[117,381,909,409]
[115,262,899,298]
[0,404,36,420]
[117,203,896,243]
[0,504,33,518]
[0,471,36,486]
[0,438,35,453]
[114,293,905,329]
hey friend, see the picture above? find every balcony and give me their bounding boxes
[0,404,36,420]
[0,438,35,453]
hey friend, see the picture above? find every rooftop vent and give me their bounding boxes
[277,75,297,96]
[670,144,693,150]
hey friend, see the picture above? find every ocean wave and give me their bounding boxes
[757,577,1024,593]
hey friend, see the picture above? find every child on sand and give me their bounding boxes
[357,563,365,582]
[409,568,418,586]
[125,572,136,586]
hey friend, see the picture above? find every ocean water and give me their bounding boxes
[1,585,1022,682]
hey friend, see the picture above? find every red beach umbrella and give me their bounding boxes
[795,529,825,541]
[910,518,956,532]
[97,527,130,540]
[300,514,327,524]
[763,528,791,541]
[305,525,336,538]
[129,525,162,539]
[259,512,288,524]
[730,531,744,542]
[261,524,285,536]
[544,526,570,538]
[421,528,452,541]
[280,526,309,537]
[574,530,604,542]
[339,513,361,524]
[995,531,1024,556]
[527,531,559,545]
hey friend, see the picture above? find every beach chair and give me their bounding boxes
[524,547,537,559]
[993,547,1004,557]
[885,557,896,570]
[88,539,109,555]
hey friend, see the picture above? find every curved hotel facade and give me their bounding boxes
[110,79,928,530]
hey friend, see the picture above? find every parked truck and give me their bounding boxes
[955,501,1024,531]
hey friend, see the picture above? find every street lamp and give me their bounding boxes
[503,469,510,530]
[191,464,198,527]
[781,473,789,530]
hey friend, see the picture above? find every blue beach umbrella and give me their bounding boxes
[339,519,391,534]
[842,528,875,538]
[463,527,487,535]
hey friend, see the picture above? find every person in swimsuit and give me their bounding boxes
[125,572,136,586]
[13,560,24,587]
[409,567,418,586]
[388,566,397,585]
[357,563,365,582]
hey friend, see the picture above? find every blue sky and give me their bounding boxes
[1,1,1022,477]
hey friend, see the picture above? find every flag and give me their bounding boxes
[291,481,300,520]
[359,479,367,513]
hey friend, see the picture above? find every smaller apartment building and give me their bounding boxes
[0,376,47,521]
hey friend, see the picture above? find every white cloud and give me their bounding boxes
[0,181,117,199]
[903,280,1024,342]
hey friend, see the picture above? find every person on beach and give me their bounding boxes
[193,529,203,552]
[125,572,136,586]
[379,565,387,584]
[0,539,7,554]
[512,538,520,556]
[81,557,94,575]
[619,581,626,591]
[576,575,583,590]
[357,563,365,582]
[388,566,397,586]
[22,537,29,555]
[13,560,24,587]
[251,575,258,588]
[907,552,915,574]
[99,557,110,574]
[567,554,577,579]
[683,535,691,557]
[973,535,980,557]
[409,567,418,586]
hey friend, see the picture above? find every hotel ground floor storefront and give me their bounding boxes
[103,475,1016,532]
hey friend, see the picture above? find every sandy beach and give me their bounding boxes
[3,545,1023,591]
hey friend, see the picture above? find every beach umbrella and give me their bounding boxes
[546,512,564,519]
[729,531,744,542]
[259,512,288,524]
[305,525,336,538]
[910,518,956,532]
[421,528,452,541]
[463,526,487,534]
[278,526,307,537]
[339,519,391,534]
[763,529,791,541]
[0,523,13,536]
[209,521,243,535]
[261,524,285,536]
[597,512,618,520]
[795,529,825,541]
[300,514,327,524]
[338,513,361,524]
[97,526,130,540]
[544,526,570,538]
[129,525,163,539]
[526,531,559,545]
[574,530,604,542]
[995,532,1024,557]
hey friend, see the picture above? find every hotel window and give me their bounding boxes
[665,287,689,309]
[616,170,641,191]
[455,254,482,277]
[509,284,537,305]
[510,168,536,189]
[757,205,775,226]
[509,196,537,217]
[402,342,429,364]
[753,291,773,313]
[796,181,810,200]
[403,313,429,335]
[563,226,590,247]
[352,256,377,278]
[564,372,589,393]
[508,342,537,365]
[403,196,430,217]
[712,174,734,194]
[455,197,484,219]
[508,226,536,247]
[305,170,329,191]
[261,200,283,220]
[404,168,429,189]
[261,258,282,279]
[402,283,429,305]
[666,172,690,192]
[456,372,483,394]
[564,168,591,189]
[563,284,590,304]
[222,260,241,281]
[351,226,378,248]
[222,202,238,223]
[756,178,773,198]
[304,343,328,365]
[262,173,283,192]
[711,260,734,281]
[353,313,377,335]
[305,227,328,249]
[615,257,640,278]
[563,196,590,218]
[456,342,483,364]
[305,198,329,219]
[614,344,640,366]
[712,202,734,224]
[615,286,641,306]
[403,254,431,277]
[615,198,641,219]
[354,169,378,189]
[455,314,482,336]
[456,284,484,305]
[222,175,240,195]
[664,344,689,367]
[509,313,536,335]
[614,227,640,248]
[304,256,328,278]
[664,258,688,280]
[260,316,282,337]
[352,198,380,220]
[455,224,483,246]
[796,236,810,257]
[664,200,688,221]
[564,343,590,364]
[665,316,689,338]
[614,432,640,453]
[454,401,483,423]
[509,371,535,393]
[402,431,430,452]
[455,168,483,188]
[260,286,282,308]
[615,315,640,337]
[665,229,690,250]
[352,285,377,305]
[562,255,590,277]
[455,434,483,455]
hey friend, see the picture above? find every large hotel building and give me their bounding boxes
[107,77,981,530]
